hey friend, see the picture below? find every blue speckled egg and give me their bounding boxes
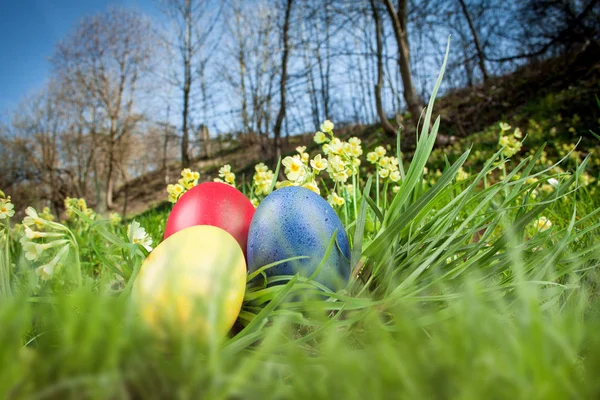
[247,186,351,290]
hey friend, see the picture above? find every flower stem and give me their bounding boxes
[352,174,358,220]
[1,221,11,300]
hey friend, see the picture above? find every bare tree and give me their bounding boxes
[52,8,154,210]
[382,0,423,123]
[273,0,294,159]
[457,0,489,81]
[159,0,222,168]
[370,0,397,136]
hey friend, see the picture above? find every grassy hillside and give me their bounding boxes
[121,48,600,227]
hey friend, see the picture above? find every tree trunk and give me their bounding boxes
[273,0,294,159]
[457,0,489,81]
[181,0,193,168]
[370,0,397,137]
[383,0,423,123]
[105,137,115,210]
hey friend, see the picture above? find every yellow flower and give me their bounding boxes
[276,180,296,189]
[324,137,343,155]
[77,198,87,210]
[535,216,552,232]
[282,156,305,182]
[182,168,195,181]
[513,128,522,139]
[321,120,334,133]
[378,168,389,179]
[23,207,46,229]
[456,167,469,181]
[374,146,386,158]
[224,172,236,185]
[393,186,400,194]
[367,152,379,164]
[499,122,511,131]
[328,192,345,207]
[333,171,349,183]
[301,152,309,164]
[109,212,122,226]
[296,146,306,155]
[255,163,269,173]
[40,207,54,221]
[0,199,15,220]
[251,198,260,208]
[314,131,327,144]
[348,137,361,147]
[328,155,345,172]
[389,170,401,182]
[310,154,328,171]
[378,156,391,168]
[349,145,363,158]
[302,181,320,195]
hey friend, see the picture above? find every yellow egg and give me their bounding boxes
[132,225,246,340]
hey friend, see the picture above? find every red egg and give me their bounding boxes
[164,182,255,255]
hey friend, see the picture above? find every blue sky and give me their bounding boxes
[0,0,158,117]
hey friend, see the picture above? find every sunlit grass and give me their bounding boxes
[1,44,600,398]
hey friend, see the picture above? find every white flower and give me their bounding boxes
[127,220,153,252]
[36,245,69,281]
[548,178,559,187]
[20,237,69,261]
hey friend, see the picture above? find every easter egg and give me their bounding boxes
[132,225,247,339]
[247,186,351,290]
[164,182,255,256]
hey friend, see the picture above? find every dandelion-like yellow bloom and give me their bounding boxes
[310,154,328,171]
[321,120,334,133]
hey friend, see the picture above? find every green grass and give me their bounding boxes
[1,48,600,399]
